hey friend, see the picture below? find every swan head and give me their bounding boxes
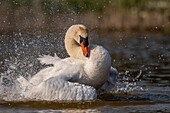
[65,24,90,58]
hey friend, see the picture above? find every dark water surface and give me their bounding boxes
[0,33,170,112]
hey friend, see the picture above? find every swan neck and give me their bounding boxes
[65,37,86,60]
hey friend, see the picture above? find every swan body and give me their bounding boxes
[17,24,118,101]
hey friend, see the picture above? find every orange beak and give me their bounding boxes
[80,42,90,57]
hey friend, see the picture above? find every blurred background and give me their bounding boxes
[0,0,170,112]
[0,0,170,34]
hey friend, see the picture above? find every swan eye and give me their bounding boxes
[79,35,89,47]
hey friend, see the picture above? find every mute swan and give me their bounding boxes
[17,24,118,101]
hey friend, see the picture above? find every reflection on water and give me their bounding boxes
[0,33,170,112]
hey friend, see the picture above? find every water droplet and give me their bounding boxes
[19,33,22,36]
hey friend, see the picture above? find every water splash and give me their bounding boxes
[112,70,144,93]
[0,33,145,101]
[0,33,67,101]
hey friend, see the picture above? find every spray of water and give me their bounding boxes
[113,70,144,93]
[0,33,144,101]
[0,33,66,101]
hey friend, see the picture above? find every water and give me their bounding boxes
[0,33,170,112]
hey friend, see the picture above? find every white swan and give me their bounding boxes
[17,24,118,101]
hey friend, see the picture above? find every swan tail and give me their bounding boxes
[99,67,118,93]
[38,53,61,65]
[108,67,118,85]
[110,66,119,77]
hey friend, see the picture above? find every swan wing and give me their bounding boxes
[38,53,61,65]
[16,76,29,92]
[24,76,97,101]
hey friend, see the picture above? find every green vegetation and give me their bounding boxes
[7,0,33,8]
[0,0,169,34]
[5,0,170,14]
[41,0,61,15]
[117,0,147,10]
[40,0,109,15]
[66,0,109,13]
